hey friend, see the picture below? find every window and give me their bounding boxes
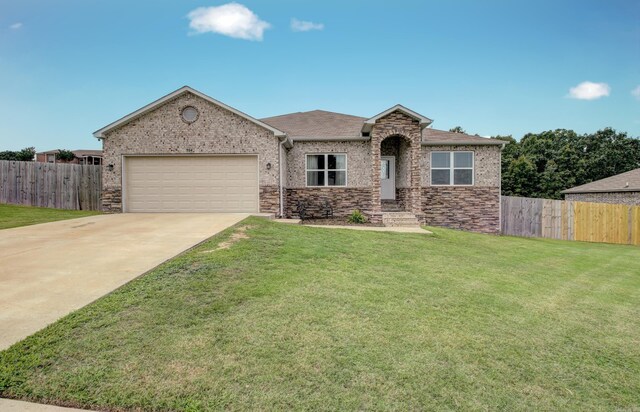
[46,154,55,163]
[181,106,199,123]
[306,154,347,187]
[431,151,474,185]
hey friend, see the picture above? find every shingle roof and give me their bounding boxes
[561,168,640,194]
[261,110,367,139]
[261,109,504,146]
[422,129,505,146]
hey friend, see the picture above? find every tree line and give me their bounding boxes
[452,127,640,199]
[0,148,77,162]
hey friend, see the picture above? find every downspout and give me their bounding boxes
[279,138,285,218]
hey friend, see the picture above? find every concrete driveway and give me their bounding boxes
[0,213,249,350]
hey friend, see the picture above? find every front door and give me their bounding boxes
[380,156,396,200]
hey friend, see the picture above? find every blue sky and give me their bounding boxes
[0,0,638,151]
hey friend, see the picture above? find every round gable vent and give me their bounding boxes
[181,106,199,123]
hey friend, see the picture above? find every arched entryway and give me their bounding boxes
[379,135,412,211]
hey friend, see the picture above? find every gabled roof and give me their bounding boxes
[362,104,433,133]
[561,168,640,194]
[93,86,287,139]
[422,129,505,146]
[261,110,367,140]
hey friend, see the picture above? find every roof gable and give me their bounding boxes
[93,86,286,139]
[362,104,433,133]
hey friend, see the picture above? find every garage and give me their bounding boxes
[124,155,259,213]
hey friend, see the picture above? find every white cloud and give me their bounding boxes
[291,18,324,32]
[187,3,270,41]
[631,85,640,100]
[568,81,610,100]
[9,22,23,30]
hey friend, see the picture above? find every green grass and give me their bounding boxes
[1,218,639,411]
[0,204,101,229]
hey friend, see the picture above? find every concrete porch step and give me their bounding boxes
[382,212,420,228]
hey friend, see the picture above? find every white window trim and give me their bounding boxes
[430,151,474,186]
[305,153,348,187]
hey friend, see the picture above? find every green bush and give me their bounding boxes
[347,209,367,224]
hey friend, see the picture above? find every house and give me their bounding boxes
[561,168,640,206]
[94,86,505,233]
[36,149,103,165]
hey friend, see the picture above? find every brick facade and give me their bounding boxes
[422,186,500,234]
[565,192,640,206]
[101,91,281,213]
[99,91,502,231]
[285,141,371,187]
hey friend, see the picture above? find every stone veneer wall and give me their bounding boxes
[285,188,371,218]
[422,187,500,234]
[565,192,640,206]
[101,91,280,213]
[259,186,280,214]
[395,188,410,210]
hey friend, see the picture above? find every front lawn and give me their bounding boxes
[0,204,100,229]
[1,218,638,411]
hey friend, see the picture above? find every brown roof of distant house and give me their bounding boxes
[37,149,103,156]
[561,168,640,194]
[261,110,504,145]
[261,110,367,140]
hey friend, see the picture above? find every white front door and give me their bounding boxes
[380,156,396,200]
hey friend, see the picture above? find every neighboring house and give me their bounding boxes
[94,86,505,233]
[36,149,103,165]
[561,168,640,206]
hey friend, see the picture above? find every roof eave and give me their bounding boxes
[291,136,370,142]
[561,188,640,194]
[421,141,506,146]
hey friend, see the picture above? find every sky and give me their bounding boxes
[0,0,638,151]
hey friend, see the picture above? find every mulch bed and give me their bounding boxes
[300,217,383,227]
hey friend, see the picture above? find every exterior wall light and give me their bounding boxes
[266,162,272,170]
[106,164,114,171]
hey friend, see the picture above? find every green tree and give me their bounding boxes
[495,128,640,199]
[56,149,76,162]
[0,147,35,161]
[449,126,466,134]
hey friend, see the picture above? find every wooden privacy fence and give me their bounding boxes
[501,196,640,246]
[0,160,101,210]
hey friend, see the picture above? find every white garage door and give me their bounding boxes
[124,156,259,213]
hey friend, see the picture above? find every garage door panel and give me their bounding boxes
[125,156,259,213]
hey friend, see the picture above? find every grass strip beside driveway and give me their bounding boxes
[0,204,100,230]
[0,218,638,411]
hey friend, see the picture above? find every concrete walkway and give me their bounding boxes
[0,213,248,350]
[0,399,88,412]
[275,219,431,234]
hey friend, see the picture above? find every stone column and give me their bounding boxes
[370,138,382,214]
[410,141,422,215]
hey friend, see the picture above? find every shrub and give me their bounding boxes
[347,209,367,224]
[56,149,76,162]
